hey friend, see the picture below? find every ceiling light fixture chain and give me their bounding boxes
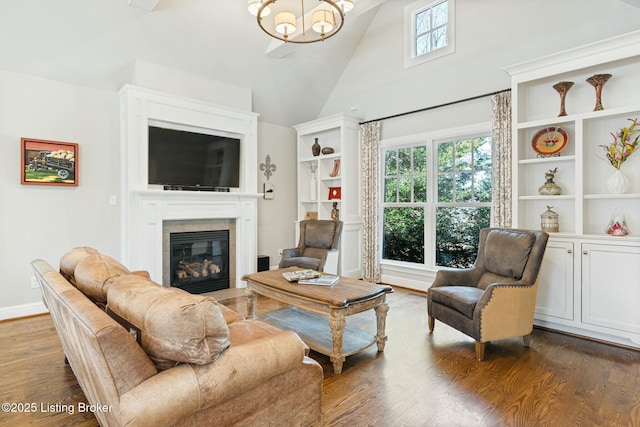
[248,0,354,44]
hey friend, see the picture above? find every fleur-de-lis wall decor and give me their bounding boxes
[260,154,277,180]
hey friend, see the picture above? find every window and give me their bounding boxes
[404,0,455,68]
[435,137,492,268]
[382,133,492,269]
[383,146,427,264]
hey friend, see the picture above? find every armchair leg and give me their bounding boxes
[428,315,434,332]
[523,334,531,348]
[475,341,485,361]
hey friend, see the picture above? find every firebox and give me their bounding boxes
[169,230,230,294]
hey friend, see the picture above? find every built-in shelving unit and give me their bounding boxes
[293,114,363,278]
[505,30,640,349]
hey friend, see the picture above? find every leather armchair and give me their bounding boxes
[427,228,549,361]
[279,220,343,274]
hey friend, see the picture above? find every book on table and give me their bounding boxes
[282,269,320,282]
[298,275,339,286]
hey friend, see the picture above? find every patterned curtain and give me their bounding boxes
[490,91,513,228]
[361,121,381,283]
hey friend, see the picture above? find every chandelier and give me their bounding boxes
[248,0,355,44]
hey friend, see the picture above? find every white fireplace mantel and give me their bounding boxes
[119,85,260,287]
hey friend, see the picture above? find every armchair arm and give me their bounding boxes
[281,248,300,260]
[474,280,539,342]
[119,330,307,427]
[431,267,483,288]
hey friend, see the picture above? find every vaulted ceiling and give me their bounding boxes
[0,0,384,126]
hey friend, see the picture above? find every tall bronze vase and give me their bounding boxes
[552,81,574,116]
[586,74,612,111]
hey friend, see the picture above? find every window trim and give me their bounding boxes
[379,122,491,270]
[404,0,456,69]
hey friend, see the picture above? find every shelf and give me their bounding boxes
[516,104,640,130]
[519,195,575,200]
[584,193,640,199]
[519,156,575,165]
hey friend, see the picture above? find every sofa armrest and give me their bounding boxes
[120,330,308,426]
[130,270,151,280]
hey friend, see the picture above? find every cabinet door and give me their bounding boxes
[535,240,574,320]
[582,243,640,334]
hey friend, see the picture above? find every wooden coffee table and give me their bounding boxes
[242,268,392,374]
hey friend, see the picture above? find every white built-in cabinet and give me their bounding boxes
[293,114,363,278]
[505,30,640,349]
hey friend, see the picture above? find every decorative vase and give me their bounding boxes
[538,168,562,195]
[606,169,629,194]
[311,138,321,157]
[552,81,574,117]
[309,171,317,201]
[586,73,612,111]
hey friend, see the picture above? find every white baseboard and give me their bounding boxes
[0,302,48,321]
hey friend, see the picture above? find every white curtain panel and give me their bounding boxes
[491,91,513,228]
[361,121,381,283]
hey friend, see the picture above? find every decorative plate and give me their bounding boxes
[531,127,568,156]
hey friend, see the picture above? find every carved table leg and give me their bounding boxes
[329,309,346,374]
[374,301,389,352]
[247,289,257,319]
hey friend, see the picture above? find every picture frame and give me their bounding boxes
[305,211,318,220]
[21,138,78,186]
[328,186,341,200]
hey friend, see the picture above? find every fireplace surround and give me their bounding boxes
[119,85,259,287]
[163,218,236,291]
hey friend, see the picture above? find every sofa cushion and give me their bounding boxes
[59,246,100,283]
[107,279,231,370]
[484,229,534,280]
[73,254,130,303]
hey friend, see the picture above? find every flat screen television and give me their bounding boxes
[148,125,241,189]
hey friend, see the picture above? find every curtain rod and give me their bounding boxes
[359,88,511,125]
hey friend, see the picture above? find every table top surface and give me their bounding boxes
[242,268,393,308]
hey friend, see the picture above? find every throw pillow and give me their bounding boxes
[73,253,130,303]
[107,279,231,370]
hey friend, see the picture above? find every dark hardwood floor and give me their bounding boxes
[1,288,638,426]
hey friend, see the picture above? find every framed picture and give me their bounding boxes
[328,186,341,200]
[305,211,318,220]
[21,138,78,186]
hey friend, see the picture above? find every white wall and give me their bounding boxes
[0,66,298,318]
[321,0,640,134]
[256,122,298,268]
[0,70,120,317]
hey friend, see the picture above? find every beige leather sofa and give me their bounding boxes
[32,247,323,426]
